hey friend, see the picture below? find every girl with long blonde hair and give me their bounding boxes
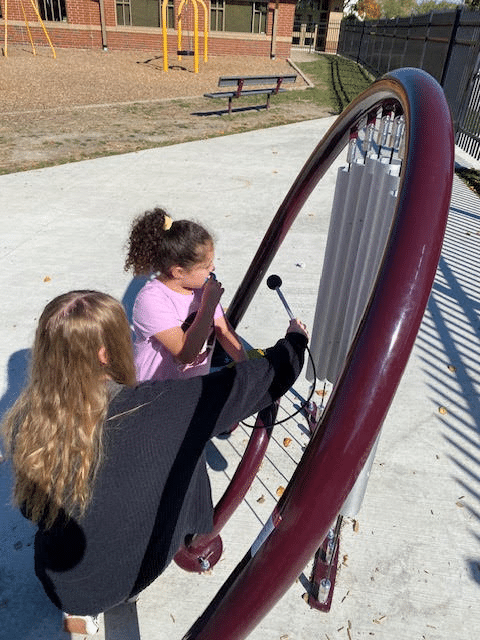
[2,289,308,635]
[2,291,136,528]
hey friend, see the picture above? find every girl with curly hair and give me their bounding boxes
[124,207,247,382]
[1,290,308,634]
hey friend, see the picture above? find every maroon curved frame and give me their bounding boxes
[174,403,277,572]
[181,68,454,639]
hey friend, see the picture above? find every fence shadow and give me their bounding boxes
[415,176,480,583]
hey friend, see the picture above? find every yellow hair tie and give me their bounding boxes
[163,215,173,231]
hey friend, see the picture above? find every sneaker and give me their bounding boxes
[62,612,99,635]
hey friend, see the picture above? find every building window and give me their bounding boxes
[38,0,67,21]
[117,0,174,27]
[252,1,266,34]
[164,0,174,28]
[210,0,225,31]
[117,0,132,25]
[211,0,267,34]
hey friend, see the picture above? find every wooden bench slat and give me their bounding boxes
[204,88,287,100]
[217,75,297,88]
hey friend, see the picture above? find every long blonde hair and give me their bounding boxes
[1,291,136,528]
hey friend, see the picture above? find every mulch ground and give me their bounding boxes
[0,46,332,174]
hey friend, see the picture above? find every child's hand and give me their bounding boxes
[201,275,224,311]
[286,318,309,340]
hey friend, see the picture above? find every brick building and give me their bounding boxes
[0,0,297,58]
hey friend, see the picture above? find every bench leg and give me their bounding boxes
[228,96,232,115]
[266,93,271,110]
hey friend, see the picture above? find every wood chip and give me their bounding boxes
[373,615,386,624]
[353,519,359,533]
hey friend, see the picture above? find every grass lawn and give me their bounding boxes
[296,54,374,112]
[455,167,480,197]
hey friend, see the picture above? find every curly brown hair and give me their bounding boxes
[124,207,214,277]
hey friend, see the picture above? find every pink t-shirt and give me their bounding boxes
[133,278,223,381]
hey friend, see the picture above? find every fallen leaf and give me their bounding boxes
[438,406,447,414]
[353,520,359,533]
[283,437,292,447]
[257,495,265,504]
[43,276,51,282]
[373,615,387,624]
[315,389,327,396]
[448,365,457,372]
[276,486,285,497]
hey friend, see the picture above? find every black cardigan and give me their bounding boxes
[33,333,307,615]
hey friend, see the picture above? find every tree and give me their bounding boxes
[378,0,459,19]
[463,0,480,8]
[413,0,459,13]
[356,0,382,18]
[380,0,416,18]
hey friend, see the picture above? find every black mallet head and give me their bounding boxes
[266,274,295,319]
[266,274,282,290]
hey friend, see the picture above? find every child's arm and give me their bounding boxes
[214,314,248,363]
[154,278,223,364]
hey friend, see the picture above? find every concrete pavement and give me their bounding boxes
[0,116,479,640]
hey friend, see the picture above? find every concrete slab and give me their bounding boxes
[0,117,479,640]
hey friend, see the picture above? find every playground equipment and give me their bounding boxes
[2,0,56,58]
[173,67,453,639]
[162,0,208,73]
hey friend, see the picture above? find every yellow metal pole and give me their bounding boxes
[28,0,56,58]
[20,0,36,56]
[177,0,186,61]
[162,0,169,71]
[197,0,208,62]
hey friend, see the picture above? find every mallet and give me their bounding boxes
[266,274,295,320]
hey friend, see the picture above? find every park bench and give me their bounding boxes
[204,74,297,114]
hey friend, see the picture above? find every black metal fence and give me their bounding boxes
[337,8,480,161]
[292,17,342,55]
